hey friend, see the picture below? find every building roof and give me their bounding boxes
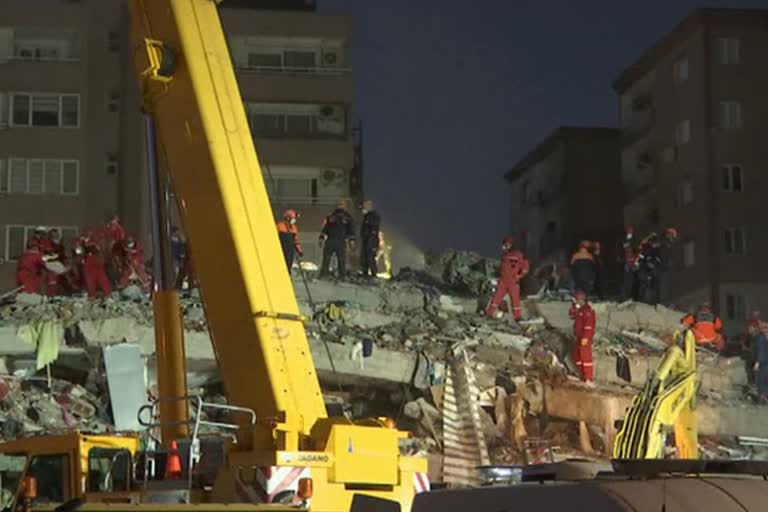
[613,8,768,93]
[504,126,619,183]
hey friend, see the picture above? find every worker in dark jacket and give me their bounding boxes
[319,200,355,279]
[359,200,381,279]
[750,322,768,400]
[619,225,638,301]
[570,241,596,295]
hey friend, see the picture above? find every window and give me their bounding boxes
[726,293,747,321]
[724,227,746,255]
[266,177,317,202]
[107,90,120,113]
[683,241,695,268]
[677,179,693,207]
[106,153,119,175]
[12,28,80,62]
[719,101,742,130]
[246,103,346,138]
[107,30,120,53]
[6,158,79,195]
[5,225,79,261]
[718,37,740,65]
[675,120,690,145]
[88,448,131,493]
[662,146,678,163]
[9,93,80,128]
[284,50,316,68]
[722,164,743,192]
[27,454,69,504]
[673,56,688,85]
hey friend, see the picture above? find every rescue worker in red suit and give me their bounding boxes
[105,215,127,244]
[32,226,52,255]
[16,240,46,293]
[44,228,68,296]
[76,232,112,299]
[569,290,596,385]
[104,215,127,282]
[486,236,529,321]
[118,236,151,291]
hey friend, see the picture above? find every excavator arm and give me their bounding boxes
[613,329,699,459]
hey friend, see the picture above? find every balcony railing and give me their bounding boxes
[235,64,350,76]
[270,195,342,206]
[0,54,80,63]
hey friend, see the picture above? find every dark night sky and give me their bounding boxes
[320,0,768,256]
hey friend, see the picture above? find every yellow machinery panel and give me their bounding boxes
[325,424,399,485]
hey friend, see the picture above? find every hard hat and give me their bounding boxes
[579,240,591,249]
[126,236,136,248]
[665,227,678,239]
[592,241,601,250]
[336,199,348,209]
[625,225,635,234]
[284,209,298,220]
[699,303,712,312]
[574,290,587,301]
[34,226,47,233]
[503,236,516,247]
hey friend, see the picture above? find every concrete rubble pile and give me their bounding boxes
[0,254,767,474]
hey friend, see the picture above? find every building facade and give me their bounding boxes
[505,127,623,292]
[614,8,768,330]
[0,0,356,284]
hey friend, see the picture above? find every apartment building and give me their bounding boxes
[0,0,356,285]
[505,127,623,291]
[614,8,768,331]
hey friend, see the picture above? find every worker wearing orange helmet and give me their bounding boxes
[486,236,529,321]
[681,303,725,352]
[276,209,303,270]
[570,240,596,296]
[569,290,596,385]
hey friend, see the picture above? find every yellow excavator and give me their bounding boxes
[613,328,699,459]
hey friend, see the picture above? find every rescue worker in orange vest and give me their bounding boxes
[569,290,596,385]
[276,209,303,270]
[486,236,529,321]
[681,303,725,352]
[16,240,46,293]
[570,240,596,295]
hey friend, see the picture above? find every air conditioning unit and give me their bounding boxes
[321,49,339,67]
[632,95,652,112]
[636,152,653,169]
[319,105,341,119]
[321,169,343,184]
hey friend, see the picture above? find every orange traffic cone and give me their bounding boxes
[165,440,183,480]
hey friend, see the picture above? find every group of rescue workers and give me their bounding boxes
[15,216,196,299]
[275,198,391,280]
[482,228,768,396]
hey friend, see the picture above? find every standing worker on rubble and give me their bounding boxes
[681,303,725,352]
[360,200,381,279]
[486,236,529,321]
[749,319,768,401]
[619,225,639,301]
[276,209,303,271]
[743,311,763,386]
[570,241,596,295]
[76,231,112,299]
[117,236,151,292]
[569,290,596,386]
[319,200,355,280]
[16,240,46,294]
[44,228,68,296]
[653,227,678,304]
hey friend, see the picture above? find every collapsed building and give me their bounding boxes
[1,250,767,486]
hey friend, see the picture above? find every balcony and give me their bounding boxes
[621,94,655,148]
[236,65,352,103]
[255,138,354,169]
